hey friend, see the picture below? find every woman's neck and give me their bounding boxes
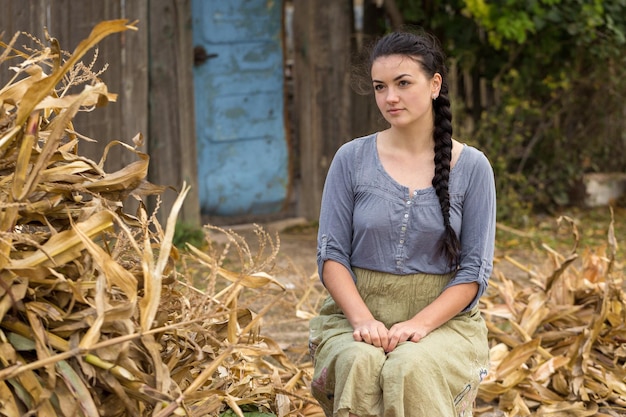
[381,125,435,155]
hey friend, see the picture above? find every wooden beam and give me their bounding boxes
[293,0,353,221]
[147,0,200,226]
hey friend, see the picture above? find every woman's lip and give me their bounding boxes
[388,108,403,114]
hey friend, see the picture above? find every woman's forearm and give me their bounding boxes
[413,282,478,332]
[322,260,375,328]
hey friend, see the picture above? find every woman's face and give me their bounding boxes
[371,54,441,129]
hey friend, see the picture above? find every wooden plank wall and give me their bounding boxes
[0,0,199,225]
[147,0,199,226]
[293,0,354,221]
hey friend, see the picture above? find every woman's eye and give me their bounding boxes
[374,84,385,91]
[398,80,410,87]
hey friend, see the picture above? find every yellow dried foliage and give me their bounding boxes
[0,20,320,417]
[478,214,626,416]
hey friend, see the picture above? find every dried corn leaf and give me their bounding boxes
[0,380,20,416]
[12,112,38,200]
[72,212,137,303]
[14,20,136,128]
[6,210,115,269]
[535,400,598,416]
[55,359,99,417]
[519,291,549,336]
[532,355,569,383]
[494,338,540,379]
[8,353,56,415]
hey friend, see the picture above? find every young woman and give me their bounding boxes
[309,30,496,417]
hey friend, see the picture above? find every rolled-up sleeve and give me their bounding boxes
[444,152,496,311]
[317,144,357,285]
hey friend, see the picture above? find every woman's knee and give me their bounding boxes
[381,343,439,382]
[337,341,386,365]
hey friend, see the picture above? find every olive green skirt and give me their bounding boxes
[309,268,489,417]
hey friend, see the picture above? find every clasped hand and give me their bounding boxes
[352,318,429,353]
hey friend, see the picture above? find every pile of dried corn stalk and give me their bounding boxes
[0,20,320,417]
[478,216,626,417]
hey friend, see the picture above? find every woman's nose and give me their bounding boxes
[386,88,399,102]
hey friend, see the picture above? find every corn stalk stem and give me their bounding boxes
[0,317,204,380]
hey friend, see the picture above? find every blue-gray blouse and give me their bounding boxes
[317,133,496,311]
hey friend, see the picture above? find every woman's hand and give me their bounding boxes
[352,319,389,349]
[386,318,430,352]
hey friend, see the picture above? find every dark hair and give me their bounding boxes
[370,31,461,267]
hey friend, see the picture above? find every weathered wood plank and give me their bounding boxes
[0,0,48,83]
[293,0,353,221]
[350,0,387,140]
[147,0,200,225]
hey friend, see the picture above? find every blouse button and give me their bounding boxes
[404,214,408,218]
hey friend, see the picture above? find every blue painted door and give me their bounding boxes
[191,0,288,216]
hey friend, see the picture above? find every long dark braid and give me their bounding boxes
[370,30,461,267]
[432,83,461,267]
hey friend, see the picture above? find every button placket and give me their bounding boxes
[396,196,412,270]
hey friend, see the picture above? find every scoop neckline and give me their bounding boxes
[372,132,466,195]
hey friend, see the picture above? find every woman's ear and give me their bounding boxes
[431,73,442,98]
